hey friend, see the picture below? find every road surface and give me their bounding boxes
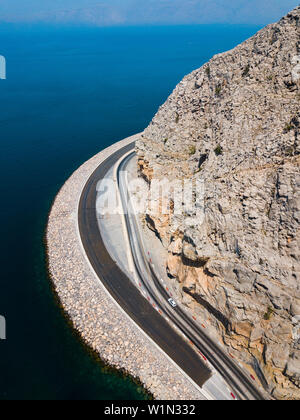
[79,141,266,400]
[78,142,212,397]
[117,150,266,401]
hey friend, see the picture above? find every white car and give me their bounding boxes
[168,298,177,308]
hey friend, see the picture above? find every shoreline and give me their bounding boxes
[46,134,205,400]
[44,225,151,400]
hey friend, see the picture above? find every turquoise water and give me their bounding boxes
[0,23,261,400]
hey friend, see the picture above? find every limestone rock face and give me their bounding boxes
[136,7,300,399]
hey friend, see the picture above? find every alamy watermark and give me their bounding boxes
[0,55,6,80]
[96,173,205,227]
[0,54,7,341]
[292,55,300,83]
[0,315,6,340]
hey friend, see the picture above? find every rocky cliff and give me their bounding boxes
[136,7,300,399]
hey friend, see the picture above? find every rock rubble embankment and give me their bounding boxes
[47,134,205,400]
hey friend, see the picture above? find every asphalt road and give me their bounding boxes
[117,151,266,401]
[78,142,212,394]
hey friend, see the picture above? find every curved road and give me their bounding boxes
[79,141,266,400]
[78,142,212,396]
[118,151,265,401]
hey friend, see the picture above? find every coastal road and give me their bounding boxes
[116,150,266,401]
[79,141,266,400]
[78,142,212,397]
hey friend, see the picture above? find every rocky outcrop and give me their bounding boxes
[136,7,300,399]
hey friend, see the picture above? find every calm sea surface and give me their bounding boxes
[0,23,261,400]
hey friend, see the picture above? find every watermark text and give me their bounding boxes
[0,315,6,340]
[0,55,6,80]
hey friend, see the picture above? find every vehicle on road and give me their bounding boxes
[168,298,177,308]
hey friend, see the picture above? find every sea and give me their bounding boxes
[0,23,262,400]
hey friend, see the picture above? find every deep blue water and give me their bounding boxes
[0,23,262,400]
